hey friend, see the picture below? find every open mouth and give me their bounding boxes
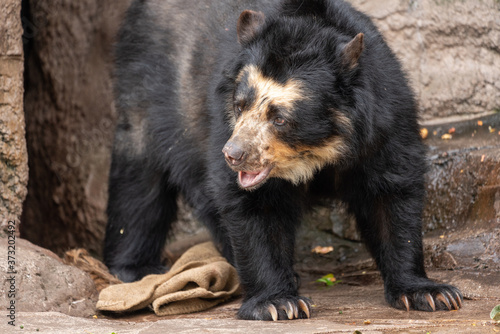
[238,166,273,189]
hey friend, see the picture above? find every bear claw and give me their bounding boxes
[267,299,310,321]
[446,291,459,310]
[268,304,278,321]
[401,295,410,312]
[279,301,294,320]
[298,299,310,318]
[292,301,299,318]
[455,293,463,308]
[436,292,452,310]
[240,297,312,321]
[425,293,436,311]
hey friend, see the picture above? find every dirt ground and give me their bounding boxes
[11,269,499,334]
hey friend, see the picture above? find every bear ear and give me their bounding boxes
[341,33,364,69]
[237,10,266,44]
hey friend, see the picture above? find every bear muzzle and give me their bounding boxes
[223,139,273,190]
[222,142,246,166]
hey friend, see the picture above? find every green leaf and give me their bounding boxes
[316,273,341,287]
[491,304,500,321]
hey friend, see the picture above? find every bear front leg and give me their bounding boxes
[353,191,463,312]
[222,197,311,321]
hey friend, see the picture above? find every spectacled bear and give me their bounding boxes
[104,0,463,320]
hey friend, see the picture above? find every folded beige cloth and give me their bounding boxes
[96,242,241,316]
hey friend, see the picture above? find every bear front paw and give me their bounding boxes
[387,280,463,312]
[238,296,312,321]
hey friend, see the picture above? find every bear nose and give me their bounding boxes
[222,142,245,166]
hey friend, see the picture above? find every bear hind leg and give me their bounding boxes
[104,154,177,282]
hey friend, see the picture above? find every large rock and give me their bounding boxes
[422,113,500,231]
[0,237,97,317]
[0,0,28,229]
[350,0,500,119]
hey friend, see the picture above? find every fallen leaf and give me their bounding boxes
[316,273,341,287]
[478,120,483,126]
[491,304,500,321]
[448,127,456,134]
[420,128,428,139]
[312,246,334,254]
[441,133,452,140]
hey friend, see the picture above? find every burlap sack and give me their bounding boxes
[96,242,241,316]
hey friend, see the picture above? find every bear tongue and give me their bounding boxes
[238,167,272,189]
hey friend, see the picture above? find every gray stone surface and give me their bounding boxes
[0,0,28,228]
[0,237,98,318]
[350,0,500,119]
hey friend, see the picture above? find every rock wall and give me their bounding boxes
[350,0,500,119]
[0,0,28,232]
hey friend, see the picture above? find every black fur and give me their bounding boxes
[104,0,462,320]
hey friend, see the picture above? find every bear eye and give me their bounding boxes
[234,101,244,117]
[273,117,286,126]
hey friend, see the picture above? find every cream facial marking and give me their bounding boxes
[229,64,307,145]
[236,64,306,111]
[265,136,348,185]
